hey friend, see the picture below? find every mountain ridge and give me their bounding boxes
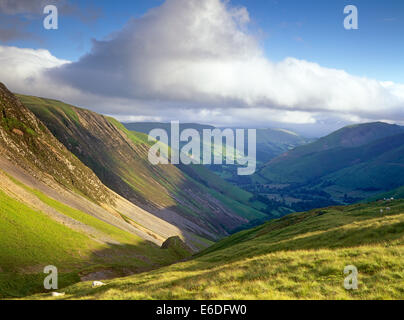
[17,93,268,241]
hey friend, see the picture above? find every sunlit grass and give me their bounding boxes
[0,175,191,298]
[29,199,404,300]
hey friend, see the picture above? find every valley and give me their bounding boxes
[0,82,269,298]
[1,0,403,304]
[0,82,403,300]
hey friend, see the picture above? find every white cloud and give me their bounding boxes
[0,0,403,132]
[0,45,69,95]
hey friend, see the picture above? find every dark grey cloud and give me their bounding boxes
[0,0,50,15]
[0,0,101,43]
[0,15,34,42]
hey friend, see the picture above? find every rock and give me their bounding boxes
[161,236,193,257]
[12,128,24,136]
[51,292,65,297]
[92,281,106,288]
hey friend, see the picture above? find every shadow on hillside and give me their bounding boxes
[0,239,181,299]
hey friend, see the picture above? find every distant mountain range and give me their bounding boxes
[129,120,404,212]
[124,122,310,165]
[255,121,404,208]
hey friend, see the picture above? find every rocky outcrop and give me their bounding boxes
[0,82,114,205]
[161,236,194,256]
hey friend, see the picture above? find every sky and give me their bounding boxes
[0,0,403,136]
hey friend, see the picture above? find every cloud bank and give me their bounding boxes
[0,0,403,132]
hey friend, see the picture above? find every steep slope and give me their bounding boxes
[257,122,404,206]
[0,82,187,247]
[18,94,267,240]
[123,122,307,218]
[261,122,404,183]
[254,128,311,164]
[124,122,309,166]
[0,83,112,205]
[0,170,190,298]
[33,199,404,300]
[0,82,196,297]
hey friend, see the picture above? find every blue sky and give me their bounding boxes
[1,0,404,135]
[7,0,404,82]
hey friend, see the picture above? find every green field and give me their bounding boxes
[26,199,404,300]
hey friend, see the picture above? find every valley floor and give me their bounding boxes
[26,199,404,300]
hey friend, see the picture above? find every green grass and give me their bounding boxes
[0,189,99,273]
[0,176,192,298]
[6,173,140,245]
[1,116,37,136]
[368,186,404,202]
[29,199,404,300]
[107,117,150,145]
[0,188,102,298]
[16,94,80,126]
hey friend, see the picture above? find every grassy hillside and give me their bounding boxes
[18,94,267,240]
[0,83,113,205]
[254,128,311,164]
[261,123,404,185]
[124,122,309,183]
[254,123,404,211]
[29,199,404,300]
[0,173,191,299]
[367,186,404,202]
[124,123,308,163]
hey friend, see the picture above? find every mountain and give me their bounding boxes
[124,122,215,136]
[0,82,186,247]
[123,122,310,201]
[31,198,404,300]
[0,82,194,298]
[0,83,112,205]
[256,122,404,207]
[124,122,309,165]
[367,185,404,202]
[254,128,311,164]
[17,94,268,241]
